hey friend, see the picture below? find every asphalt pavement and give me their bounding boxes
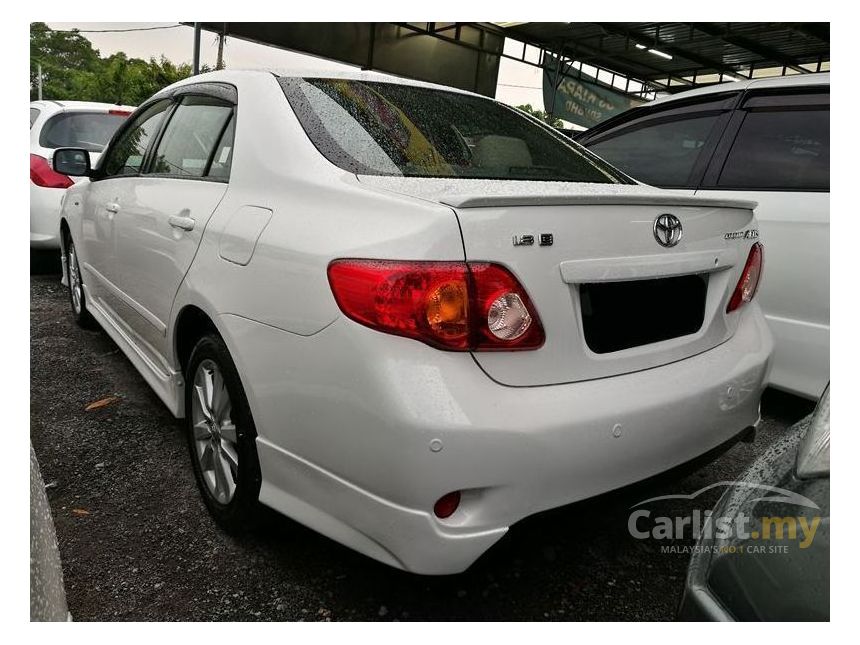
[30,264,814,621]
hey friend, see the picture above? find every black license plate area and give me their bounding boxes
[580,274,708,354]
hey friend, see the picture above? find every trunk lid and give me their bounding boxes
[358,177,760,386]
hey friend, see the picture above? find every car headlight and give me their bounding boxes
[796,383,830,478]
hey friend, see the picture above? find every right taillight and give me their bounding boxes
[327,259,544,351]
[726,242,763,313]
[468,262,544,350]
[30,153,74,189]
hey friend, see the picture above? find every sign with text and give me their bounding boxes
[543,55,645,128]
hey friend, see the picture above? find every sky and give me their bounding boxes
[46,23,548,110]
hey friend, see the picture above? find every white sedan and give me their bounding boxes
[54,70,772,574]
[30,101,133,249]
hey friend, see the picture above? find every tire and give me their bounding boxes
[185,334,262,531]
[65,235,96,329]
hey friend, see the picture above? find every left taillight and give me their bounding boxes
[30,154,73,189]
[726,242,763,313]
[327,259,544,351]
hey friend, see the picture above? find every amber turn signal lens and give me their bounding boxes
[425,280,469,340]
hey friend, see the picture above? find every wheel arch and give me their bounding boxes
[170,300,257,426]
[173,303,221,379]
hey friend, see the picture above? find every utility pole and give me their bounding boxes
[215,26,225,70]
[37,63,43,100]
[192,23,201,75]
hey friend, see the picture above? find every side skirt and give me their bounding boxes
[83,284,185,417]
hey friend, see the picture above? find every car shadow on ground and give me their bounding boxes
[31,250,62,276]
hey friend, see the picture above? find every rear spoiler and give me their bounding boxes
[441,194,758,210]
[353,175,758,212]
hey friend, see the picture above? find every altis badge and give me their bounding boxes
[724,229,760,241]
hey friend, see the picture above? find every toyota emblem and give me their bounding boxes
[653,214,683,248]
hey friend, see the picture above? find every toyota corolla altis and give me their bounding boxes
[54,70,772,574]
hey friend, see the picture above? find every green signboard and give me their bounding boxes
[543,55,645,128]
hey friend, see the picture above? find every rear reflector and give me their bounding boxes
[433,491,461,519]
[30,154,73,189]
[327,259,544,351]
[726,243,763,313]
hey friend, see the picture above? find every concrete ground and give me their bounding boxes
[30,261,814,621]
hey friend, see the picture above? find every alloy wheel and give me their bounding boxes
[68,242,82,315]
[190,359,239,504]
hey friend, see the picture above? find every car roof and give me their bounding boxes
[647,71,829,108]
[167,67,485,99]
[29,100,136,112]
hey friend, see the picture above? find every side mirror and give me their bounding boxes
[53,148,91,177]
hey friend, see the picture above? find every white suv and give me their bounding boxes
[55,70,772,574]
[30,101,133,249]
[577,74,829,400]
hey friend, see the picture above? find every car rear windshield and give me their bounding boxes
[280,77,629,184]
[39,111,128,152]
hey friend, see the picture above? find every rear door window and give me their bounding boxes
[716,96,829,191]
[148,96,234,179]
[205,115,235,180]
[586,114,720,187]
[39,111,129,151]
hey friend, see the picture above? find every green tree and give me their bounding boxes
[30,22,101,101]
[516,103,564,128]
[30,23,204,105]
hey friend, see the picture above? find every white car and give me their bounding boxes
[30,101,133,249]
[576,74,829,400]
[54,70,772,575]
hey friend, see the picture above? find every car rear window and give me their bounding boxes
[30,107,40,129]
[280,77,628,184]
[39,111,129,152]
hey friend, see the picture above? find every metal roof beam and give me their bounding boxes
[593,22,751,79]
[475,22,676,89]
[472,23,676,94]
[787,22,829,43]
[537,38,696,90]
[560,41,694,87]
[566,52,690,87]
[686,23,808,73]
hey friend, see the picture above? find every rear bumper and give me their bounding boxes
[222,303,773,575]
[30,184,64,249]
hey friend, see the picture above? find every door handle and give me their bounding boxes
[168,215,196,232]
[105,203,120,214]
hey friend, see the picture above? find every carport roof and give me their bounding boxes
[489,22,830,93]
[189,22,830,98]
